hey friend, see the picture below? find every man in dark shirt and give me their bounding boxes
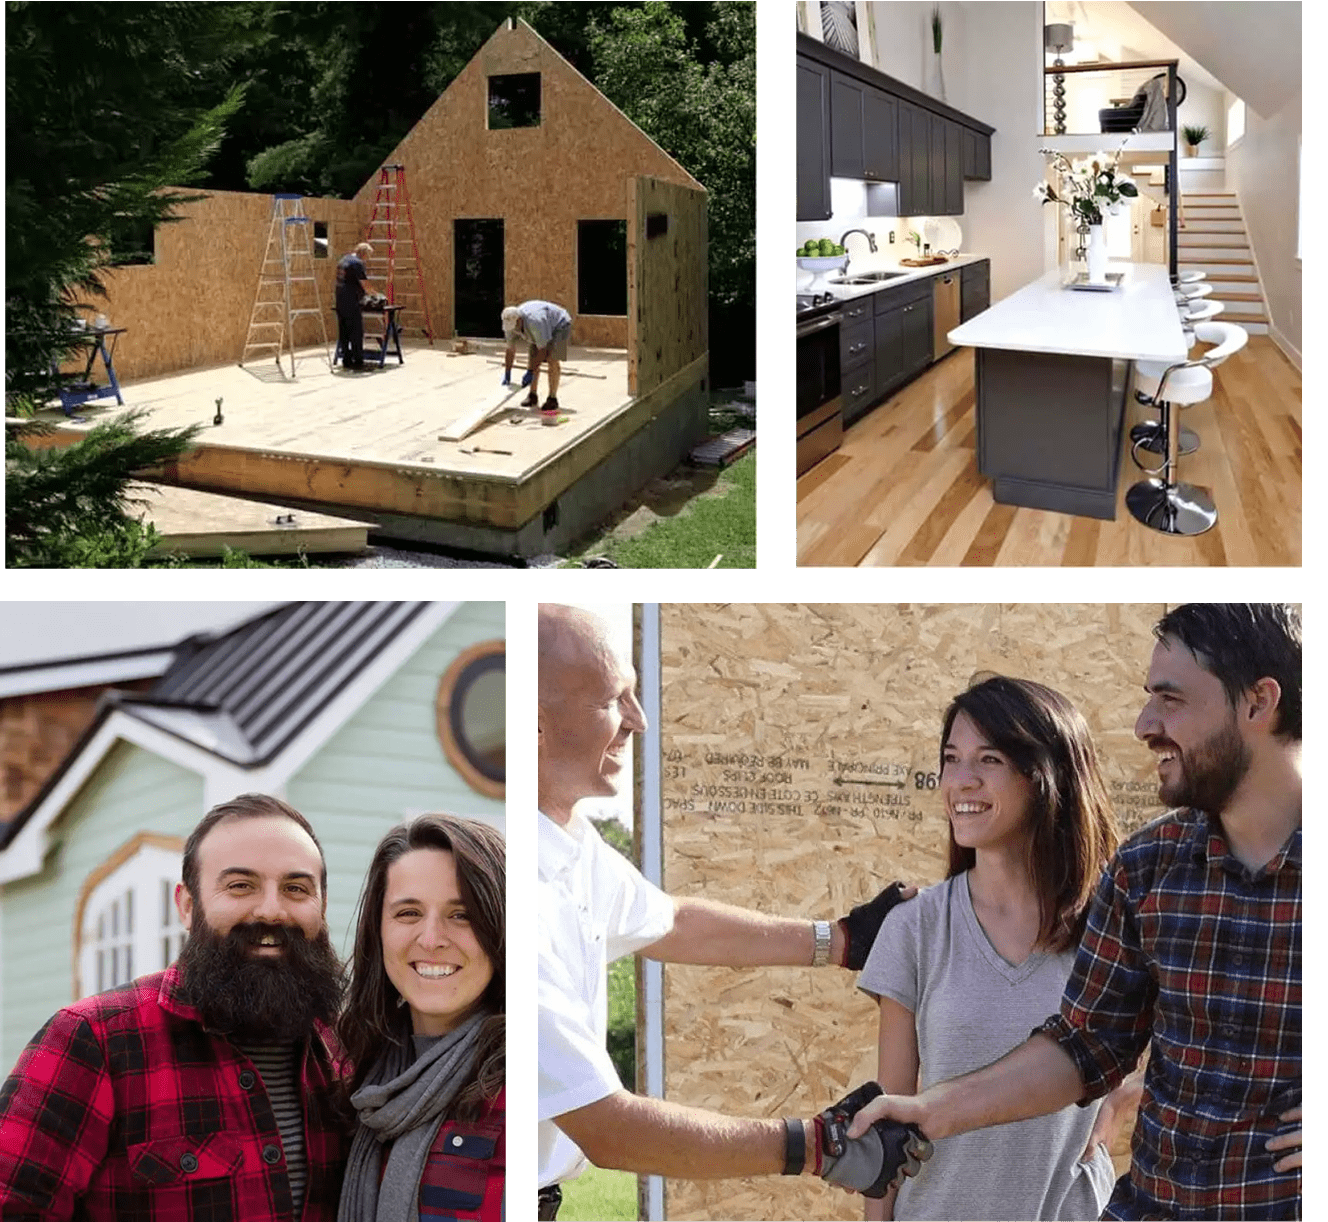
[335,242,375,371]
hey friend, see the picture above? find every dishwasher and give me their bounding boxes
[932,272,961,360]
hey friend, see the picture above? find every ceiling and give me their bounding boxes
[1046,2,1301,117]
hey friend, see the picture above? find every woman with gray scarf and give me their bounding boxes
[337,815,505,1222]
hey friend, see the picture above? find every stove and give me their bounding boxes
[796,293,842,475]
[796,290,836,314]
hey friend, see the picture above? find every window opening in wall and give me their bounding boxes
[577,219,628,315]
[436,641,506,799]
[314,221,328,258]
[1227,96,1245,146]
[488,73,541,129]
[110,219,156,266]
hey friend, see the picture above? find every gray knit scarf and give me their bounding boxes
[338,1010,486,1222]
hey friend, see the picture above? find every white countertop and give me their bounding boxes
[801,253,990,302]
[947,261,1187,363]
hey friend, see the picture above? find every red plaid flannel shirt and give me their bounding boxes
[0,968,348,1221]
[421,1087,504,1222]
[1040,809,1300,1220]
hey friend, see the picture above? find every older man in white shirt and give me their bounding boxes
[536,604,925,1219]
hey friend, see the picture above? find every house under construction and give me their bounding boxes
[43,19,710,558]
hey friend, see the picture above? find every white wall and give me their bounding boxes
[1177,80,1226,152]
[1226,84,1302,362]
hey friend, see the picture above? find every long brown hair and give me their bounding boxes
[941,676,1118,951]
[337,814,505,1119]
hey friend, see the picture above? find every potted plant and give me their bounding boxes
[1182,124,1210,157]
[930,5,946,101]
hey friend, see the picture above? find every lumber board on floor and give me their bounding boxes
[439,383,524,441]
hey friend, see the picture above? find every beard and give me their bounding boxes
[1156,714,1253,814]
[176,911,344,1043]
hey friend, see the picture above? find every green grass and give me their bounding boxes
[560,1163,638,1222]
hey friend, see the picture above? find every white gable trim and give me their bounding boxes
[0,711,251,885]
[0,650,177,698]
[0,602,462,885]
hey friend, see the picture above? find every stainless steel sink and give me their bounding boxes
[830,271,908,285]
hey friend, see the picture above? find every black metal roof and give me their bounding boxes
[0,603,432,849]
[127,602,431,766]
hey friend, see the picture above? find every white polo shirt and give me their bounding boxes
[537,808,675,1187]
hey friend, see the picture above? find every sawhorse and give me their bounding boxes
[335,305,405,369]
[56,327,127,418]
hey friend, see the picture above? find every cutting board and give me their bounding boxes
[900,256,950,266]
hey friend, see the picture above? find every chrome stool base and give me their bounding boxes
[1130,421,1199,459]
[1126,479,1218,536]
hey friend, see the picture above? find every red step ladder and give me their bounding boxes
[363,164,434,345]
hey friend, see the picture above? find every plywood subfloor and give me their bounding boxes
[43,340,630,483]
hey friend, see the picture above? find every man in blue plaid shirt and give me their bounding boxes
[848,604,1301,1220]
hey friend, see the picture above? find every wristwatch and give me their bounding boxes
[811,919,832,967]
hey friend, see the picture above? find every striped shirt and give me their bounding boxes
[234,1040,306,1217]
[1040,808,1301,1220]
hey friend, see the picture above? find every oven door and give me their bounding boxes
[797,311,843,475]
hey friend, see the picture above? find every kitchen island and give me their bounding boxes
[947,261,1187,520]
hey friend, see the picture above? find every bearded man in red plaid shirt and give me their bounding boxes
[0,793,350,1220]
[847,603,1301,1220]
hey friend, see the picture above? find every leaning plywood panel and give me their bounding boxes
[133,483,371,557]
[658,603,1165,1221]
[629,176,708,396]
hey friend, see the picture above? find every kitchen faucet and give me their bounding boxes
[844,229,876,273]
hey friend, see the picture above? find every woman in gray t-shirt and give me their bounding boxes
[858,676,1132,1221]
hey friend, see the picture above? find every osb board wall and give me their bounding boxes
[355,19,702,351]
[659,604,1169,1222]
[628,177,708,397]
[73,189,367,382]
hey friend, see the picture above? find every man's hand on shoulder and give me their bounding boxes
[838,881,917,970]
[1267,1106,1301,1172]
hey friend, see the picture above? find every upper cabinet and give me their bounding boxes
[797,58,832,221]
[798,34,994,217]
[831,72,898,182]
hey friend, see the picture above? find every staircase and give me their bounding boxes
[1176,191,1268,336]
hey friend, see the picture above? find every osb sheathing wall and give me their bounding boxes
[658,604,1169,1222]
[77,189,367,382]
[629,176,708,397]
[356,19,703,349]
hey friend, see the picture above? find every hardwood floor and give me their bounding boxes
[796,336,1300,566]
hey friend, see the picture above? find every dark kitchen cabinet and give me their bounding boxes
[962,126,992,181]
[961,259,991,321]
[798,33,994,216]
[832,73,899,183]
[895,100,930,216]
[797,58,832,220]
[873,278,933,400]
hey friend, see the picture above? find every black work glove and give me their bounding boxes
[839,881,911,971]
[817,1082,933,1198]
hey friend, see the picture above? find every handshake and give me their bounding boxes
[792,1082,932,1198]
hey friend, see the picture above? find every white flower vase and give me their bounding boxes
[1085,224,1108,284]
[929,53,947,103]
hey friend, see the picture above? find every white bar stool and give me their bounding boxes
[1174,282,1214,304]
[1180,299,1224,347]
[1126,322,1249,536]
[1131,301,1227,459]
[1173,270,1207,285]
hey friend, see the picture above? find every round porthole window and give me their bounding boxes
[436,641,505,799]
